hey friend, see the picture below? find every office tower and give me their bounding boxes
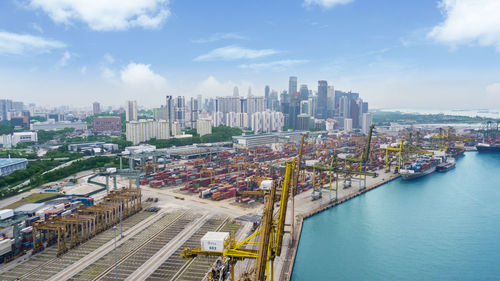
[125,100,137,121]
[289,89,301,129]
[265,85,270,109]
[344,118,353,132]
[362,102,369,114]
[247,86,252,97]
[12,102,23,112]
[362,113,372,135]
[327,86,335,118]
[233,86,239,97]
[92,102,101,115]
[289,76,297,97]
[316,80,328,119]
[308,96,316,118]
[349,99,360,128]
[339,96,350,118]
[280,91,290,127]
[300,100,309,115]
[0,100,9,121]
[269,90,279,111]
[299,85,309,101]
[197,95,203,113]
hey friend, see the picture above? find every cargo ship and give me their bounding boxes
[400,157,440,180]
[436,157,456,172]
[476,140,500,152]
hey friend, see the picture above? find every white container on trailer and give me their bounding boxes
[200,232,229,252]
[0,209,14,220]
[0,239,13,256]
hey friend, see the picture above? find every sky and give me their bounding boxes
[0,0,500,110]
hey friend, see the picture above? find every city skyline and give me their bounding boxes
[1,0,500,109]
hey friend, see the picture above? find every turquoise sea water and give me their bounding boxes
[291,152,500,281]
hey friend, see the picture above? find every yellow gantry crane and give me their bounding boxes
[384,139,434,172]
[181,158,295,281]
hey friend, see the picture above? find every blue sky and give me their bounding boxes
[0,0,499,109]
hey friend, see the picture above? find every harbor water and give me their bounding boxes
[292,152,500,281]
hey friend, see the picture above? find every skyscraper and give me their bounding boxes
[233,86,239,97]
[299,84,309,101]
[166,95,175,136]
[265,85,270,109]
[92,102,100,115]
[175,96,186,128]
[327,86,335,118]
[289,76,297,97]
[316,80,328,119]
[125,100,137,121]
[190,97,199,128]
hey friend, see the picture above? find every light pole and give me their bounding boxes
[120,204,123,238]
[113,226,118,281]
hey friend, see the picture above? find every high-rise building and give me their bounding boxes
[126,119,170,145]
[175,96,186,128]
[92,102,101,115]
[265,85,270,109]
[233,86,239,97]
[125,100,137,121]
[362,113,372,135]
[299,85,309,101]
[327,86,335,118]
[316,80,328,119]
[165,95,175,135]
[190,97,199,128]
[289,76,297,97]
[196,118,212,136]
[344,118,353,132]
[247,86,252,97]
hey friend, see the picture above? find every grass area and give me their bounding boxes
[5,192,61,209]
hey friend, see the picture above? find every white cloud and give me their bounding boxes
[28,0,170,31]
[194,45,278,62]
[103,53,114,64]
[101,67,116,80]
[428,0,500,50]
[486,82,500,95]
[240,59,309,71]
[0,31,66,55]
[120,62,168,90]
[192,33,247,43]
[57,50,71,66]
[80,66,87,74]
[304,0,354,9]
[195,76,254,97]
[32,23,43,33]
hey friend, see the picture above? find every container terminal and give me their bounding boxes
[0,124,492,281]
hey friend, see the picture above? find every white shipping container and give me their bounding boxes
[0,239,13,256]
[61,210,72,217]
[0,226,13,239]
[259,180,274,190]
[0,209,14,220]
[305,160,319,166]
[54,203,65,210]
[106,168,117,173]
[200,232,229,252]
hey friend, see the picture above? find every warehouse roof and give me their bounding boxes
[14,203,45,214]
[0,158,28,168]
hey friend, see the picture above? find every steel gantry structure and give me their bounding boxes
[181,158,295,281]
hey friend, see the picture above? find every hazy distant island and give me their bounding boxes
[372,110,499,126]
